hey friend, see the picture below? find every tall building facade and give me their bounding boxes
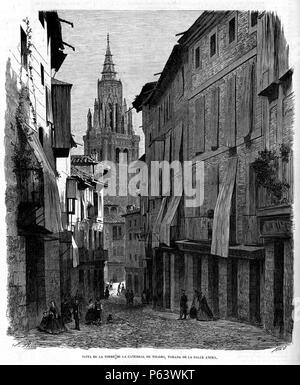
[83,35,140,283]
[134,11,293,340]
[5,11,77,331]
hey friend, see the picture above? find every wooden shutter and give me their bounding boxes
[237,62,254,139]
[225,75,236,148]
[209,87,219,150]
[206,163,219,212]
[194,96,205,154]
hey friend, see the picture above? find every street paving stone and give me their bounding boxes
[13,296,286,350]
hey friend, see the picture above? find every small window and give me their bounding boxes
[40,64,44,86]
[38,126,44,147]
[20,27,28,69]
[250,11,258,28]
[67,198,76,214]
[113,226,118,240]
[210,33,217,57]
[195,46,200,68]
[229,17,236,44]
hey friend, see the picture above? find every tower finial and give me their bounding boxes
[101,33,117,80]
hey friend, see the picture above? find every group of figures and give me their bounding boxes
[82,296,113,326]
[85,298,103,325]
[180,290,215,321]
[38,298,81,334]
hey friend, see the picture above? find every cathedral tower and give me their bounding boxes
[83,35,140,283]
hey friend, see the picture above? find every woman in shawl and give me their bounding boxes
[196,292,214,321]
[190,290,200,319]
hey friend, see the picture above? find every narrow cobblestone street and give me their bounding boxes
[13,295,285,350]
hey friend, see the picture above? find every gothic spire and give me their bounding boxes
[101,33,117,80]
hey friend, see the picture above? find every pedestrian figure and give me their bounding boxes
[104,286,110,300]
[85,299,95,325]
[141,290,147,305]
[190,290,200,319]
[117,283,121,296]
[129,290,134,305]
[196,292,214,321]
[94,297,102,325]
[152,292,158,310]
[107,314,113,324]
[72,298,81,331]
[121,283,125,294]
[179,290,188,320]
[61,298,72,324]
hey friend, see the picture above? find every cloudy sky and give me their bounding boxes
[57,10,201,155]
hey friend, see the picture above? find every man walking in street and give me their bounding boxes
[72,298,81,331]
[179,290,188,320]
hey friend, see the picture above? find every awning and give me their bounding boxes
[152,197,167,248]
[211,157,237,258]
[27,133,62,234]
[72,236,79,268]
[160,196,181,246]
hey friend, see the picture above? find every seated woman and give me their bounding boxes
[38,301,66,334]
[196,293,214,321]
[85,299,96,325]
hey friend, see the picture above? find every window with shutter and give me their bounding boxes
[195,46,200,69]
[210,33,217,57]
[237,62,254,140]
[209,87,219,150]
[229,16,237,44]
[194,96,205,154]
[225,75,236,148]
[20,27,28,69]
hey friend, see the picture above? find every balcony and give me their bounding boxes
[16,167,44,207]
